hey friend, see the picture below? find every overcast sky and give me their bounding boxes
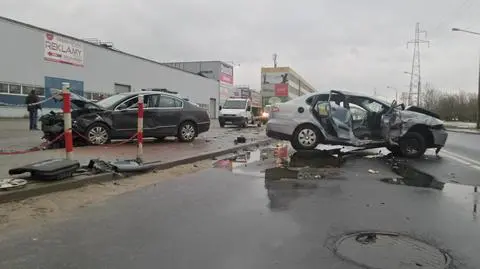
[1,0,480,99]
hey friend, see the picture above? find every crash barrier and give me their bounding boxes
[71,130,138,147]
[62,82,73,160]
[0,132,65,155]
[137,95,144,162]
[0,131,140,155]
[0,88,145,160]
[0,92,62,108]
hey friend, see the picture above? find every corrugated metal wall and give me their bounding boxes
[0,17,220,118]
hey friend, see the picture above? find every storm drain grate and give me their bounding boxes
[334,231,451,269]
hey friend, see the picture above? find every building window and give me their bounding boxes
[0,83,8,93]
[36,87,45,96]
[9,84,21,94]
[0,82,45,96]
[22,86,34,95]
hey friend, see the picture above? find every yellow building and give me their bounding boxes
[260,67,315,106]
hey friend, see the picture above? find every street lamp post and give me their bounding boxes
[451,27,480,129]
[387,86,398,101]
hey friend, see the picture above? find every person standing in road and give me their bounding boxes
[25,89,41,130]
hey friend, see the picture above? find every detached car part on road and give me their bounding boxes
[40,90,210,147]
[266,90,448,158]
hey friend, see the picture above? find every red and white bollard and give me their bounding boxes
[62,82,73,160]
[137,95,144,162]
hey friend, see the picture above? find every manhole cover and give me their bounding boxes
[334,232,451,269]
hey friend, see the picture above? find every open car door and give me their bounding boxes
[311,90,353,141]
[381,100,402,143]
[326,91,353,140]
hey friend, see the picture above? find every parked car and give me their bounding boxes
[266,90,448,158]
[40,90,210,146]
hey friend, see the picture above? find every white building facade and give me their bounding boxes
[0,16,220,118]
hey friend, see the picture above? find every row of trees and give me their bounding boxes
[417,84,478,122]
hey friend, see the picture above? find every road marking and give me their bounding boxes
[442,149,480,166]
[441,149,480,171]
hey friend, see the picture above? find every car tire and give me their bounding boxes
[291,124,321,150]
[386,145,403,157]
[219,122,225,128]
[178,121,197,142]
[399,132,427,158]
[242,119,248,128]
[86,123,111,145]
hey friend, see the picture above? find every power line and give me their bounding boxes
[407,23,430,106]
[430,0,473,35]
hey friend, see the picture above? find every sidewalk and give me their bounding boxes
[0,119,269,177]
[444,121,477,129]
[446,128,480,135]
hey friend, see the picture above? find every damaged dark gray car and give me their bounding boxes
[266,90,448,158]
[40,89,210,147]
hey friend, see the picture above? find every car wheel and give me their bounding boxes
[386,145,403,157]
[178,121,197,142]
[86,123,110,145]
[399,132,426,158]
[291,125,320,150]
[219,122,225,128]
[242,119,248,128]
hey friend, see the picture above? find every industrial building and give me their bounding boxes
[162,60,236,117]
[260,67,315,106]
[0,16,221,118]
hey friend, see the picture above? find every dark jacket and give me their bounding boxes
[25,93,40,111]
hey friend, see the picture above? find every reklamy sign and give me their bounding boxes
[220,63,233,84]
[44,33,84,67]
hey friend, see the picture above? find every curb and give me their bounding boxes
[446,129,480,135]
[0,138,273,204]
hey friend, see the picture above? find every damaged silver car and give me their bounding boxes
[266,90,448,158]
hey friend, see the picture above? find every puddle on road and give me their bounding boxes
[213,144,347,210]
[381,156,480,220]
[212,145,345,180]
[214,144,480,214]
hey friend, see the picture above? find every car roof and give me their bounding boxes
[120,91,182,99]
[298,90,389,105]
[313,90,371,98]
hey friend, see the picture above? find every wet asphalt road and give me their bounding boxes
[395,131,480,187]
[443,132,480,166]
[0,152,479,268]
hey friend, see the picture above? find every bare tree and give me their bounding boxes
[421,84,477,122]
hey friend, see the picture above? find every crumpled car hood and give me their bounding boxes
[398,110,444,127]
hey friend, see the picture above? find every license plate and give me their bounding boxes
[225,121,232,124]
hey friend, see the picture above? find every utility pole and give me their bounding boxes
[451,27,480,129]
[273,53,278,68]
[407,23,430,106]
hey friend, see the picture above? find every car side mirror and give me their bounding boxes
[315,102,330,117]
[219,105,222,111]
[246,106,251,111]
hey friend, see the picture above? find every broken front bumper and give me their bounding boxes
[431,128,448,147]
